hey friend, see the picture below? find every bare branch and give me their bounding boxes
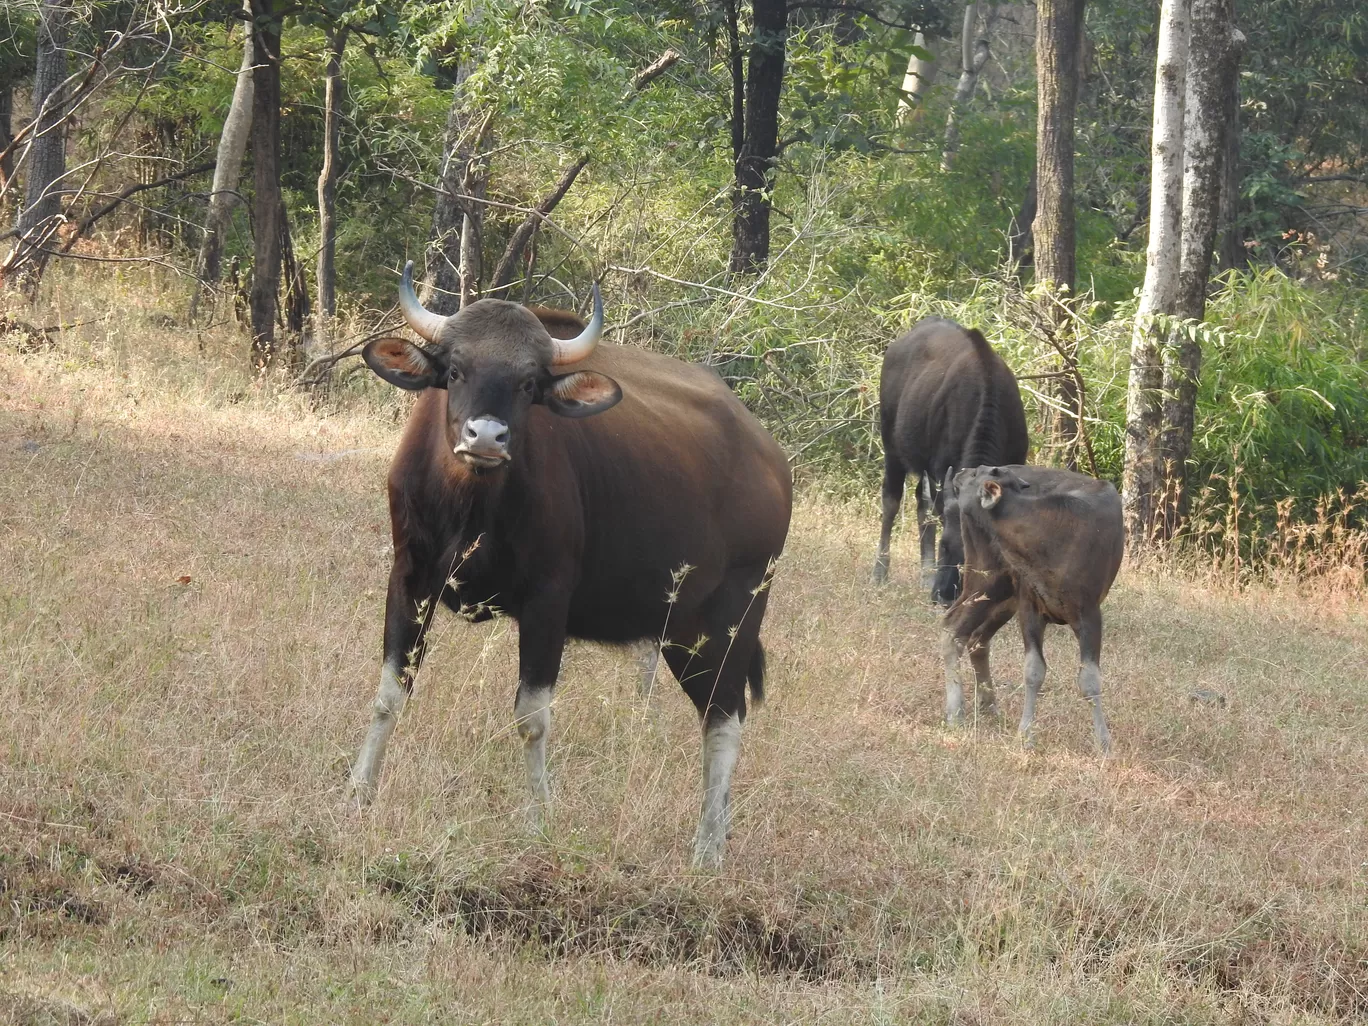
[488,155,592,295]
[60,161,216,253]
[628,49,681,94]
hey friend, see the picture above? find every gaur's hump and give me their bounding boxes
[528,306,588,341]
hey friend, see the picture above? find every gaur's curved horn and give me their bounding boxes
[551,283,603,366]
[397,260,447,344]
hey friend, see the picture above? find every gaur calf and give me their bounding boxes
[873,318,1028,604]
[940,465,1124,751]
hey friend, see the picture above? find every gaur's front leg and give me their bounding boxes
[1017,605,1048,747]
[966,598,1017,720]
[513,588,570,827]
[351,549,443,805]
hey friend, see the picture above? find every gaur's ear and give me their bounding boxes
[362,337,446,391]
[541,371,622,418]
[944,466,957,498]
[979,479,1003,509]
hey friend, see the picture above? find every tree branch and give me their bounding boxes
[60,161,216,253]
[488,154,591,295]
[629,48,681,94]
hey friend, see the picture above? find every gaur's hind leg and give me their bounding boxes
[873,457,905,584]
[1018,605,1048,747]
[663,562,772,868]
[351,551,444,805]
[1071,607,1111,754]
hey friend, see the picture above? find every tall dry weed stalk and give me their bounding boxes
[1183,462,1368,598]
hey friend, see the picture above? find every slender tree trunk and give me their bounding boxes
[728,0,787,276]
[279,198,309,356]
[1159,2,1244,534]
[456,119,489,309]
[8,0,71,297]
[248,0,283,370]
[1008,164,1037,269]
[896,32,937,125]
[1122,0,1190,546]
[191,0,255,321]
[1215,71,1243,273]
[1034,0,1087,466]
[942,4,993,169]
[0,86,14,212]
[725,0,745,165]
[489,154,590,295]
[315,25,347,340]
[423,61,490,313]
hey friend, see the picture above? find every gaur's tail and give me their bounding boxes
[747,642,767,707]
[962,327,1003,469]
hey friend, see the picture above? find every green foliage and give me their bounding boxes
[10,0,1368,529]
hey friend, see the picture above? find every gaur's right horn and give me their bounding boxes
[397,260,448,344]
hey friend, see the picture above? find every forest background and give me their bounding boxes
[2,0,1367,567]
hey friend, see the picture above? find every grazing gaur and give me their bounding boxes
[350,262,792,867]
[940,465,1123,751]
[872,317,1028,604]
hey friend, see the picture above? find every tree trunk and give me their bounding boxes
[7,0,71,297]
[941,4,994,169]
[1122,0,1190,547]
[315,25,346,340]
[423,61,490,314]
[1008,164,1037,269]
[191,0,255,320]
[248,0,283,370]
[896,32,937,125]
[0,86,14,212]
[728,0,787,276]
[1034,0,1087,466]
[1159,2,1244,534]
[489,154,591,296]
[278,198,309,357]
[725,0,745,164]
[1215,69,1243,273]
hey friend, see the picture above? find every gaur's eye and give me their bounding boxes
[521,378,536,395]
[449,367,464,384]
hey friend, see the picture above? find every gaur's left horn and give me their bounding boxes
[551,283,603,366]
[397,260,448,344]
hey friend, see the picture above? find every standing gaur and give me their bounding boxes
[873,317,1028,603]
[350,263,793,867]
[940,465,1124,751]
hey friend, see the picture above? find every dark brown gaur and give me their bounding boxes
[349,263,793,867]
[940,465,1124,751]
[872,317,1028,604]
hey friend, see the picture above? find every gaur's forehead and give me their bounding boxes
[437,299,554,363]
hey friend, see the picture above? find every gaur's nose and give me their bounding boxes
[455,416,511,465]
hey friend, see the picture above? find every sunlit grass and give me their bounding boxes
[2,272,1366,1024]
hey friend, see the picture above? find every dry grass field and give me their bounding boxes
[3,274,1366,1024]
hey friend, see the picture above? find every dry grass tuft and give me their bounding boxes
[2,268,1367,1023]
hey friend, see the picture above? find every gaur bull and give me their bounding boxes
[350,263,792,866]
